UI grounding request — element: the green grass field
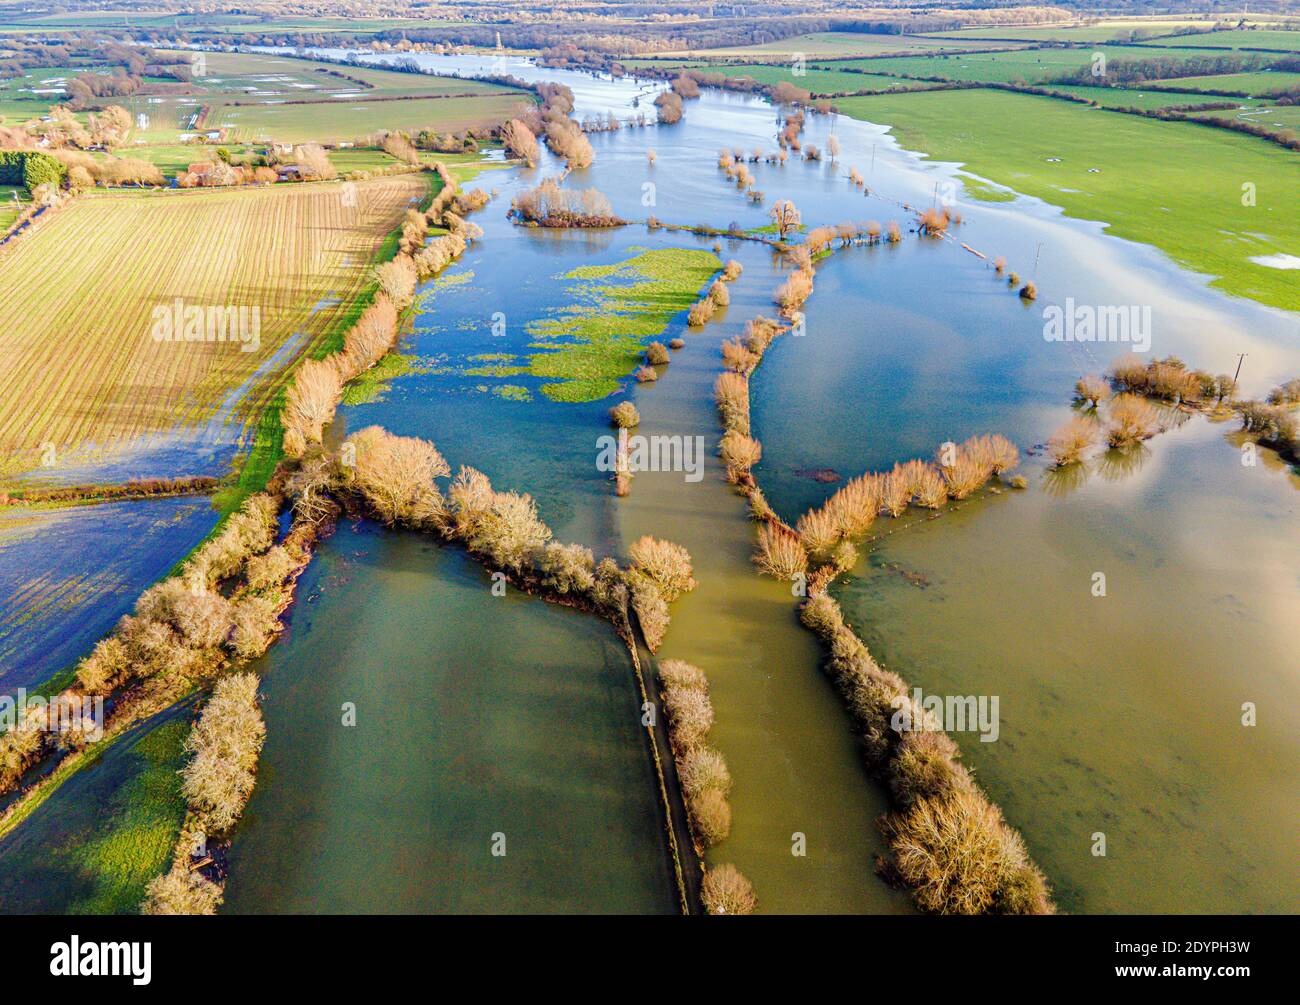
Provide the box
[1223,104,1300,129]
[0,66,88,125]
[1048,84,1264,110]
[920,20,1240,43]
[1146,70,1300,96]
[0,185,27,230]
[1138,29,1300,52]
[630,60,918,95]
[814,45,1249,85]
[663,32,1021,58]
[835,89,1300,312]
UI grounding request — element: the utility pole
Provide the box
[1233,352,1247,387]
[1033,241,1043,277]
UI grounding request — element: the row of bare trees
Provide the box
[703,253,1050,912]
[281,162,482,456]
[510,177,621,227]
[658,657,755,914]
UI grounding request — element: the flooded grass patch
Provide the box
[0,709,190,914]
[527,247,722,402]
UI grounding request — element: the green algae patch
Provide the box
[527,247,721,403]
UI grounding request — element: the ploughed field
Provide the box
[0,174,426,481]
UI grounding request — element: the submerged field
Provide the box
[152,50,529,145]
[0,174,426,480]
[8,50,534,147]
[0,706,192,914]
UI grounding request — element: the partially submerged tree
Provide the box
[769,198,801,238]
[501,118,540,167]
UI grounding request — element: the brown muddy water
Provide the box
[616,253,913,914]
[834,417,1300,913]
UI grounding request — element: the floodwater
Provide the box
[4,48,1296,914]
[222,523,677,913]
[0,497,219,696]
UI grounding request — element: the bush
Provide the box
[754,523,807,581]
[796,507,840,563]
[687,297,716,327]
[714,372,750,435]
[502,118,540,166]
[629,536,695,601]
[743,316,781,356]
[1108,353,1150,393]
[374,256,417,309]
[881,468,911,516]
[719,430,761,481]
[774,270,813,312]
[913,464,948,509]
[1075,375,1111,407]
[512,177,618,225]
[634,365,658,383]
[244,545,298,592]
[1267,378,1300,406]
[283,358,343,449]
[137,579,233,650]
[721,337,759,375]
[645,341,670,365]
[1048,417,1097,466]
[679,747,732,799]
[0,150,66,190]
[658,659,709,693]
[180,673,265,834]
[654,90,684,124]
[346,427,450,528]
[229,593,284,659]
[722,259,743,280]
[691,787,732,846]
[532,542,596,596]
[939,455,987,500]
[75,636,129,694]
[966,434,1019,475]
[890,730,963,806]
[662,686,713,749]
[464,489,553,573]
[335,297,395,379]
[821,474,882,539]
[1106,395,1159,448]
[142,867,224,916]
[708,279,730,306]
[609,401,640,428]
[669,338,685,350]
[631,577,670,651]
[881,790,1052,915]
[701,863,757,915]
[0,717,45,794]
